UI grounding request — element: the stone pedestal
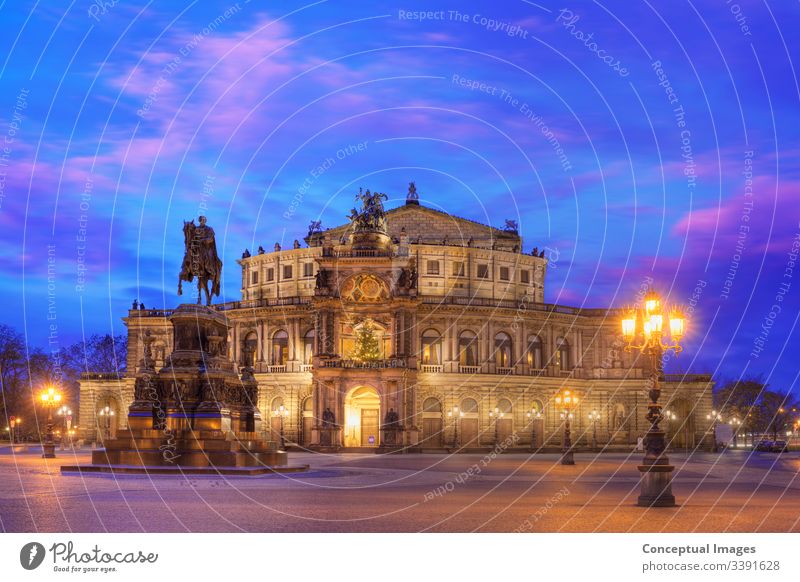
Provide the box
[73,304,297,472]
[637,465,676,507]
[380,426,403,450]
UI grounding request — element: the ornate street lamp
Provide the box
[729,417,741,447]
[447,406,462,448]
[706,410,723,453]
[98,406,115,442]
[57,406,72,450]
[40,386,62,458]
[554,389,579,465]
[588,409,601,451]
[526,409,542,451]
[621,289,685,507]
[489,407,505,445]
[273,404,289,450]
[8,416,21,444]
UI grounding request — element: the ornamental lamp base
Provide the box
[561,450,575,465]
[42,443,56,459]
[637,464,676,507]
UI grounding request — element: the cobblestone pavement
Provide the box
[1,447,798,532]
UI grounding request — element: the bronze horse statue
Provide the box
[178,217,222,306]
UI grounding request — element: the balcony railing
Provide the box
[300,364,313,372]
[321,358,408,369]
[497,367,514,375]
[420,364,443,373]
[459,366,480,374]
[420,295,619,317]
[267,365,287,373]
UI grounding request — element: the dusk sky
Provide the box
[1,1,798,389]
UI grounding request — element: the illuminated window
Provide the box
[526,335,543,368]
[272,330,289,365]
[556,336,571,371]
[494,332,512,367]
[421,329,442,365]
[458,331,478,366]
[303,329,315,364]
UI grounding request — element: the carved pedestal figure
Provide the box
[90,304,288,469]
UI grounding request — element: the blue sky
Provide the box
[1,1,798,389]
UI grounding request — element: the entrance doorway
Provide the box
[344,386,381,447]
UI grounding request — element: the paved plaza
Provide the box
[1,447,798,533]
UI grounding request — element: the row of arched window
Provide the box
[240,327,572,370]
[422,397,545,415]
[241,329,315,367]
[421,329,572,371]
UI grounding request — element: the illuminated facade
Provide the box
[79,186,714,451]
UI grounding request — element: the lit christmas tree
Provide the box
[350,319,382,361]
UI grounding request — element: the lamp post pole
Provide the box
[621,289,685,507]
[588,410,600,452]
[489,407,504,446]
[447,406,460,449]
[706,410,722,453]
[555,389,578,465]
[40,386,62,459]
[527,410,541,452]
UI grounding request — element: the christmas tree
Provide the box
[350,319,382,361]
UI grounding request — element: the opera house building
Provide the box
[79,184,713,453]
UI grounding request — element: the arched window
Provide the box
[530,399,544,416]
[556,336,571,371]
[421,329,442,365]
[461,398,479,413]
[271,396,285,412]
[458,331,478,367]
[272,330,289,365]
[422,397,442,413]
[243,332,258,367]
[526,335,543,369]
[497,398,513,414]
[494,332,513,367]
[303,329,315,364]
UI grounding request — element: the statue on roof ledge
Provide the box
[308,220,322,237]
[504,219,519,233]
[347,188,388,233]
[406,181,419,205]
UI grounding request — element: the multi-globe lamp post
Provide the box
[447,406,462,448]
[621,289,686,507]
[554,389,578,465]
[588,409,601,451]
[273,404,289,450]
[40,386,62,458]
[98,405,115,442]
[57,405,72,449]
[706,410,723,453]
[526,408,542,451]
[489,407,505,445]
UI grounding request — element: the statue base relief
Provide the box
[62,304,307,476]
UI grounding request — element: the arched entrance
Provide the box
[344,386,381,447]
